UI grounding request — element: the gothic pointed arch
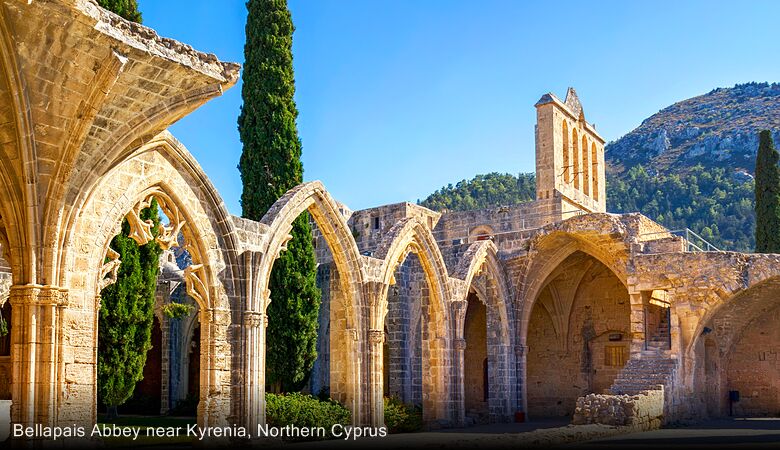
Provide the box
[374,217,452,329]
[257,181,365,316]
[373,216,454,422]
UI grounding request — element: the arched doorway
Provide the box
[463,292,488,424]
[525,251,630,418]
[692,277,780,417]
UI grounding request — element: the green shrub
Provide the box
[265,392,350,441]
[383,397,422,433]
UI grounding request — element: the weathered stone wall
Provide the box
[349,203,440,254]
[572,389,664,430]
[433,198,565,254]
[383,255,423,405]
[725,303,780,416]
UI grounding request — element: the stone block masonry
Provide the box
[572,389,664,430]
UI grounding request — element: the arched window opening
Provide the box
[582,135,590,197]
[562,121,570,184]
[592,142,599,201]
[572,129,580,190]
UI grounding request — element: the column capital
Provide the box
[242,310,267,328]
[514,344,528,357]
[454,338,467,351]
[9,284,68,307]
[368,329,384,344]
[345,328,359,341]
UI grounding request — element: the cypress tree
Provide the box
[98,200,162,417]
[97,0,142,23]
[238,0,320,391]
[96,0,159,419]
[754,130,780,253]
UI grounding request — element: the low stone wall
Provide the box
[572,389,664,431]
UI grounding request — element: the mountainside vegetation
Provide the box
[608,165,754,251]
[420,172,535,211]
[419,83,780,253]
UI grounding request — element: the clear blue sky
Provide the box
[138,0,779,214]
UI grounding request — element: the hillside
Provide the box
[607,82,780,178]
[419,173,535,211]
[419,83,780,252]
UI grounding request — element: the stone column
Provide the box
[9,285,68,427]
[449,299,467,427]
[196,307,233,430]
[452,338,467,427]
[159,316,171,415]
[667,292,681,358]
[515,344,527,420]
[243,310,267,434]
[368,328,385,428]
[628,291,645,356]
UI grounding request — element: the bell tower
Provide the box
[534,88,606,213]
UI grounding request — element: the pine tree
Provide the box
[97,0,142,23]
[238,0,320,392]
[755,130,780,253]
[98,200,162,417]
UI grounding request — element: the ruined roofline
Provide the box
[351,201,442,227]
[535,89,605,143]
[70,0,240,84]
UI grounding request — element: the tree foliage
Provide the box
[98,199,162,412]
[238,0,320,391]
[754,130,780,253]
[419,172,536,211]
[607,165,755,252]
[97,0,142,23]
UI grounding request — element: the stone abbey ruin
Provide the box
[0,0,779,440]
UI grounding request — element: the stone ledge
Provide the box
[30,0,241,84]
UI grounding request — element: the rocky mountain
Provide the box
[606,82,780,178]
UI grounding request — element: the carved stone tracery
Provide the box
[98,247,121,290]
[125,191,188,251]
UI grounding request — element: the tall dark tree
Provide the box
[98,200,162,417]
[238,0,320,391]
[755,130,780,253]
[97,0,142,23]
[95,0,160,419]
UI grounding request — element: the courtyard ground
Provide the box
[577,417,780,449]
[289,417,780,449]
[90,416,780,448]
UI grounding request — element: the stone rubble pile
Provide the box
[572,389,663,431]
